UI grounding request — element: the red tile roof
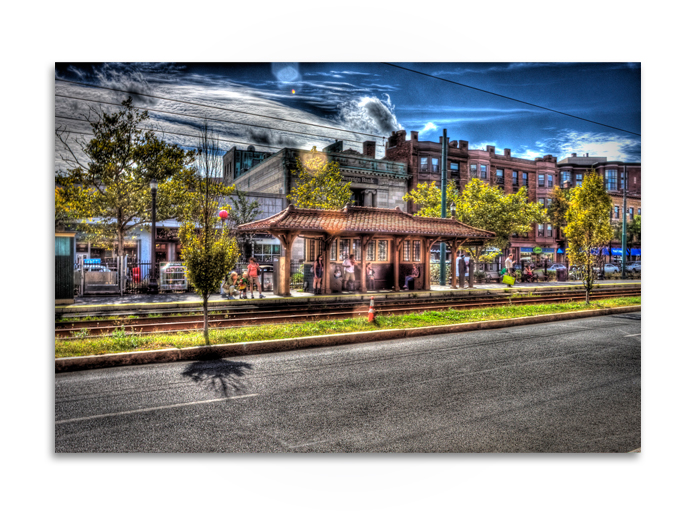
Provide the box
[238,205,495,241]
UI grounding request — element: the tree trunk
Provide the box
[202,296,210,345]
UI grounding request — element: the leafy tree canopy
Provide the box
[287,147,352,209]
[564,171,613,303]
[55,97,195,255]
[547,186,573,230]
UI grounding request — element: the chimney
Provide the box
[504,148,511,157]
[486,145,495,154]
[571,153,577,157]
[362,141,376,158]
[410,131,418,141]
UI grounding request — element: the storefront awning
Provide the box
[611,248,642,257]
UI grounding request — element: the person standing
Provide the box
[504,253,515,287]
[366,262,375,291]
[342,254,356,292]
[312,255,324,294]
[247,257,264,299]
[456,251,467,288]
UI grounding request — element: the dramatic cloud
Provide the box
[513,129,641,161]
[419,122,438,135]
[335,94,402,136]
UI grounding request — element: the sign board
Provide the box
[343,175,378,185]
[533,246,542,254]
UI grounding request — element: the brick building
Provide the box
[385,130,641,265]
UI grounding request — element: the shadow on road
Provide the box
[181,360,253,398]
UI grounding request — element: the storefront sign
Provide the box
[533,246,542,254]
[343,175,379,185]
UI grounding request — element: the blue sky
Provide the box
[54,62,641,169]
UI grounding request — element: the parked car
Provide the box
[83,265,111,272]
[547,263,566,272]
[594,263,620,274]
[626,262,641,272]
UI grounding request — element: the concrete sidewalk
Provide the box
[62,279,641,307]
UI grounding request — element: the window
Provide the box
[377,240,388,261]
[512,171,518,186]
[413,240,421,262]
[352,239,361,261]
[539,174,545,187]
[403,240,411,261]
[305,240,316,262]
[330,240,337,261]
[470,164,478,178]
[547,175,553,188]
[539,198,545,207]
[561,171,571,186]
[605,170,617,190]
[432,158,440,173]
[496,169,504,185]
[367,241,375,261]
[522,172,528,187]
[620,172,625,190]
[420,157,428,173]
[480,165,487,179]
[575,174,583,187]
[450,162,459,174]
[546,198,553,207]
[614,206,620,219]
[538,224,544,237]
[638,208,641,216]
[629,207,634,220]
[546,224,553,237]
[339,238,350,260]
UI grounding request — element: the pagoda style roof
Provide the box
[237,205,495,244]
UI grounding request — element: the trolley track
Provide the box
[56,287,640,339]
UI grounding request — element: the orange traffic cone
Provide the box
[368,296,375,323]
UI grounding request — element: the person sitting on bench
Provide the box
[403,265,420,290]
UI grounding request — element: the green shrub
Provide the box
[429,263,452,283]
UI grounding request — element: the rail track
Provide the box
[55,286,641,339]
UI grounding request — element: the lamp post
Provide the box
[148,179,159,294]
[440,128,448,286]
[219,209,228,229]
[621,166,628,279]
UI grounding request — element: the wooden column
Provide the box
[450,240,457,289]
[276,231,299,296]
[360,235,373,293]
[321,234,337,295]
[394,236,405,291]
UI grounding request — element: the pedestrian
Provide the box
[237,271,249,299]
[247,257,264,299]
[403,265,419,290]
[222,270,239,299]
[457,251,467,288]
[313,255,324,294]
[366,262,375,291]
[504,253,515,287]
[342,253,356,292]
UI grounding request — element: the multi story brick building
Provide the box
[385,130,641,265]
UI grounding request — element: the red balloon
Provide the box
[219,210,228,219]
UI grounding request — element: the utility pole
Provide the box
[621,165,628,279]
[439,128,448,286]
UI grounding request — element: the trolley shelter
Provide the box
[237,205,495,296]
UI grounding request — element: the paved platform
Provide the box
[58,279,641,309]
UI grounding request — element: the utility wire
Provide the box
[55,119,286,151]
[55,77,388,142]
[381,63,641,137]
[56,92,369,146]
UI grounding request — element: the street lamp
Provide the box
[219,209,228,229]
[450,203,456,219]
[149,179,159,294]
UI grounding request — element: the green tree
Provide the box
[404,179,547,284]
[547,186,573,233]
[564,171,613,304]
[627,214,641,245]
[228,189,262,261]
[55,97,195,255]
[178,124,240,345]
[287,147,352,209]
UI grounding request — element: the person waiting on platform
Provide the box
[522,263,536,283]
[247,257,264,299]
[342,254,356,292]
[366,262,376,291]
[403,265,420,291]
[313,255,324,294]
[222,271,239,298]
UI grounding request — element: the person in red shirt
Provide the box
[246,257,264,299]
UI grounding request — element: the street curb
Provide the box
[55,304,641,373]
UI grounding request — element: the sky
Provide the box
[54,62,641,171]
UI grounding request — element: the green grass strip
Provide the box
[55,296,641,359]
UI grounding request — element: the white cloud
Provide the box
[419,122,438,134]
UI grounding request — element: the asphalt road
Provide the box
[55,312,641,453]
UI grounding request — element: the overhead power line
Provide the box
[55,93,369,146]
[55,117,286,151]
[55,77,388,142]
[381,63,641,137]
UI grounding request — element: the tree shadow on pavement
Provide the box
[181,360,253,398]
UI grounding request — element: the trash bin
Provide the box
[259,264,274,293]
[557,268,567,282]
